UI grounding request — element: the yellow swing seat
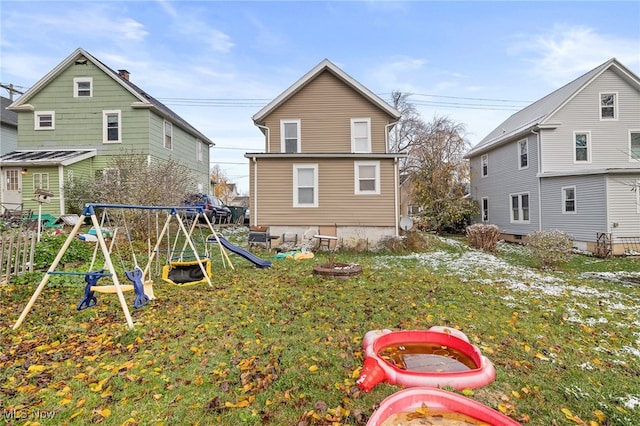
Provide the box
[162,258,212,286]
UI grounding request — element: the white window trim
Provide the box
[164,120,173,150]
[562,186,577,214]
[351,118,372,153]
[599,91,618,121]
[481,197,489,222]
[354,160,380,195]
[629,129,640,162]
[481,154,488,177]
[573,131,592,164]
[102,110,121,143]
[197,139,204,162]
[34,111,55,130]
[73,77,93,98]
[509,192,530,224]
[518,139,529,170]
[32,172,50,190]
[293,163,318,207]
[281,119,301,153]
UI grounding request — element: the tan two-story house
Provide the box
[246,59,405,248]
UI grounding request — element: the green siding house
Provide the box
[1,48,213,216]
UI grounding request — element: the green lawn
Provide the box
[1,227,639,425]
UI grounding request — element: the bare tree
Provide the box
[408,116,478,233]
[389,91,426,174]
[64,151,197,212]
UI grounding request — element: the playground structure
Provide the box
[13,203,232,330]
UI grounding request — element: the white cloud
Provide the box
[367,57,428,92]
[509,24,640,86]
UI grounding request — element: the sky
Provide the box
[1,1,639,194]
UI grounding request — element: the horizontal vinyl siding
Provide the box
[607,175,640,237]
[541,69,640,172]
[263,71,393,154]
[469,134,539,235]
[253,158,396,227]
[1,125,18,154]
[22,166,61,216]
[19,62,144,153]
[540,175,607,241]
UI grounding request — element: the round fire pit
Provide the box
[312,262,362,279]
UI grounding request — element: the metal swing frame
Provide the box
[13,203,212,331]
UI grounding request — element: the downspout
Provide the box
[255,124,271,153]
[531,129,542,231]
[394,157,400,236]
[58,165,65,216]
[252,124,269,227]
[252,156,257,227]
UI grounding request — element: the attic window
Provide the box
[600,92,617,120]
[74,77,93,97]
[35,111,55,130]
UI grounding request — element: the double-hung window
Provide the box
[164,121,173,150]
[518,139,528,169]
[574,131,591,163]
[600,92,617,120]
[351,118,371,153]
[354,161,380,194]
[481,154,488,177]
[281,120,300,153]
[562,186,576,213]
[35,111,55,130]
[74,77,93,97]
[629,131,640,161]
[293,164,318,207]
[482,198,489,222]
[197,139,204,162]
[510,193,529,223]
[103,110,121,143]
[32,173,50,191]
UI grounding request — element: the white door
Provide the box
[2,168,23,213]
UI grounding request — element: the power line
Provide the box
[211,146,258,151]
[408,92,532,104]
[210,161,248,165]
[157,92,531,111]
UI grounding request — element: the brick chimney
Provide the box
[118,69,130,81]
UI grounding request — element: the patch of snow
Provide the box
[622,345,640,358]
[621,395,640,410]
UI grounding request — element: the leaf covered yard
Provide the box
[1,229,640,425]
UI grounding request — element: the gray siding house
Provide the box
[1,96,18,156]
[466,58,640,254]
[1,48,213,217]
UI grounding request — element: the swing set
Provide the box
[13,203,232,331]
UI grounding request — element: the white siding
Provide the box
[607,175,640,237]
[541,69,640,173]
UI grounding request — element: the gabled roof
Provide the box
[8,48,213,146]
[1,96,18,127]
[252,59,401,123]
[466,58,640,158]
[0,149,96,166]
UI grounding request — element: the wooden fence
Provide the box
[1,231,36,284]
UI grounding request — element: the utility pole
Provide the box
[0,83,25,101]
